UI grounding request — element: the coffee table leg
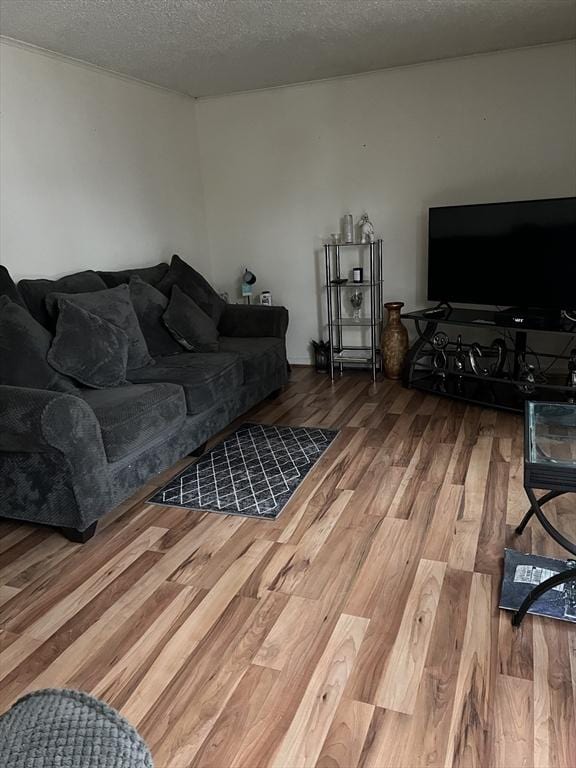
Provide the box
[515,489,565,535]
[512,568,576,626]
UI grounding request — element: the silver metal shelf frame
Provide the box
[323,240,383,382]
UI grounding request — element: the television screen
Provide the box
[427,197,576,309]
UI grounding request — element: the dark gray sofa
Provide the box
[0,262,288,541]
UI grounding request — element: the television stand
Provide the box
[402,307,576,412]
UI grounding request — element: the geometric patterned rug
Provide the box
[148,422,339,520]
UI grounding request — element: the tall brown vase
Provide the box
[381,302,409,380]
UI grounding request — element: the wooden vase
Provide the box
[381,301,409,380]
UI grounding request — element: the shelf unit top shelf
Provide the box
[325,240,382,247]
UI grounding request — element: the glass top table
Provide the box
[527,402,576,470]
[511,401,576,626]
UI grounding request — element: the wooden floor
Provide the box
[1,369,575,768]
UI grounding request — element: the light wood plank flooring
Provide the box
[1,368,575,767]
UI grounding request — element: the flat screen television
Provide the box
[427,197,576,310]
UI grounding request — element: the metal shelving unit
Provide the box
[323,240,383,381]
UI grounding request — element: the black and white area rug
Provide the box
[149,423,339,520]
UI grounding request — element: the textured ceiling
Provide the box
[1,0,575,97]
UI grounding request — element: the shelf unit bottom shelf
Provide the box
[331,347,382,372]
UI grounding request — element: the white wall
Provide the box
[0,41,209,281]
[196,43,576,363]
[2,40,574,363]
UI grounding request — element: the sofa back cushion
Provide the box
[128,277,183,358]
[46,284,154,370]
[18,270,107,328]
[163,285,219,353]
[0,266,26,308]
[48,300,129,389]
[98,262,169,288]
[156,254,225,325]
[0,295,78,393]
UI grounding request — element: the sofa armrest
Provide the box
[0,385,112,527]
[218,304,289,339]
[0,386,103,455]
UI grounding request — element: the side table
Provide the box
[512,401,576,626]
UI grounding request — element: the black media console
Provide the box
[402,307,576,412]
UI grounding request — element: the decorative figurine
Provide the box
[350,289,363,320]
[431,331,449,390]
[358,213,375,243]
[469,338,507,377]
[517,360,536,394]
[454,334,467,372]
[454,334,466,393]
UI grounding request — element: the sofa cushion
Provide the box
[218,337,286,384]
[128,276,182,358]
[0,266,26,307]
[98,262,169,288]
[127,352,242,415]
[81,383,186,462]
[46,284,154,370]
[156,254,225,325]
[163,285,219,353]
[0,296,78,393]
[18,270,106,328]
[48,300,129,389]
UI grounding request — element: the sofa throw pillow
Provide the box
[156,254,226,325]
[128,276,182,358]
[45,284,154,370]
[0,266,26,308]
[0,295,78,393]
[18,270,107,329]
[163,285,219,353]
[48,299,129,389]
[98,262,169,288]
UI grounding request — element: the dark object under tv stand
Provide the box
[495,306,563,329]
[402,307,576,413]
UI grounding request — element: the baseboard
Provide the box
[288,356,313,366]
